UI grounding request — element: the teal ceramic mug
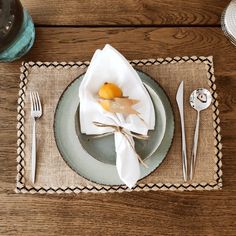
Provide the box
[0,0,35,62]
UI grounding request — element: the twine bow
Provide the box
[93,121,149,167]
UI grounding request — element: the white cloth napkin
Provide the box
[79,44,155,188]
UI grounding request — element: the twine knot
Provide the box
[92,121,149,167]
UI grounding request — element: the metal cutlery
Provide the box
[189,88,212,180]
[30,91,42,183]
[176,81,188,182]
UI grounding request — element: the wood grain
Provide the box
[20,0,231,26]
[0,27,236,235]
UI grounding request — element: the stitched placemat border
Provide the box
[16,56,223,194]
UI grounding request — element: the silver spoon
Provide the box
[189,88,212,180]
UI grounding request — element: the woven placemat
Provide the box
[16,56,223,194]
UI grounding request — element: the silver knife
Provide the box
[176,81,188,182]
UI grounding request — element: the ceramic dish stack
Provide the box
[54,70,174,186]
[221,0,236,45]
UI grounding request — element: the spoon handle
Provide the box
[190,111,200,180]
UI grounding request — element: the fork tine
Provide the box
[32,92,38,111]
[30,92,34,111]
[35,92,42,112]
[31,91,37,111]
[35,92,40,111]
[31,92,35,111]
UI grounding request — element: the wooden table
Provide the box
[1,1,236,235]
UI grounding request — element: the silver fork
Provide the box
[30,91,42,183]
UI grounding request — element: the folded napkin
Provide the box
[79,44,155,188]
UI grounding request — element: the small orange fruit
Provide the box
[98,82,122,99]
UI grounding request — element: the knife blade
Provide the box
[176,81,188,182]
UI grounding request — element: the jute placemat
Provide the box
[16,56,223,193]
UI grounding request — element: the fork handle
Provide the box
[31,118,36,183]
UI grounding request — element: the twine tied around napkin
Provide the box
[93,121,149,168]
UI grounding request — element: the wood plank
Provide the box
[0,27,236,235]
[21,0,231,26]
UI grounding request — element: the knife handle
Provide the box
[180,114,188,182]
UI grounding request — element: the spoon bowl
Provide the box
[190,88,212,112]
[190,88,212,111]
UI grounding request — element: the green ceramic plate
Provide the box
[54,70,174,185]
[75,81,166,165]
